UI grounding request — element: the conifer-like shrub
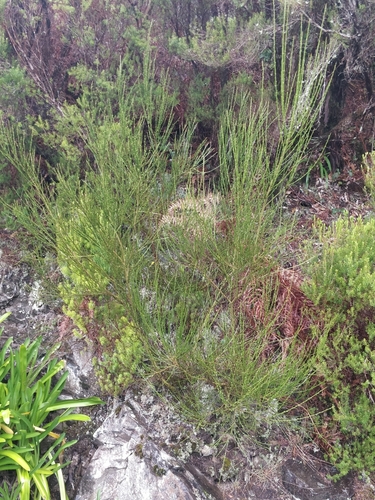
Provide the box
[303,216,375,477]
[56,196,142,395]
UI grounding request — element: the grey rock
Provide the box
[282,459,353,500]
[63,339,100,398]
[75,404,216,500]
[201,445,214,457]
[0,256,58,341]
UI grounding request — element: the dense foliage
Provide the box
[0,313,103,499]
[303,217,375,476]
[2,0,375,484]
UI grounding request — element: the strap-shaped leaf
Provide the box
[17,468,31,500]
[46,396,104,411]
[32,470,51,500]
[34,361,66,388]
[18,345,28,397]
[58,414,91,423]
[0,450,31,470]
[0,312,11,325]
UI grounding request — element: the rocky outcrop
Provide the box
[0,235,60,342]
[282,459,353,500]
[75,403,218,500]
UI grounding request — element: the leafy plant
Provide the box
[1,46,201,393]
[302,216,375,477]
[93,315,143,395]
[127,7,333,430]
[318,156,332,181]
[362,150,375,203]
[2,18,334,442]
[0,312,103,500]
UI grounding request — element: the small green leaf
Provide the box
[58,414,91,423]
[19,345,28,391]
[0,408,11,425]
[46,396,104,411]
[0,312,11,325]
[0,450,31,470]
[17,468,31,500]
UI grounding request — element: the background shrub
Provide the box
[303,216,375,476]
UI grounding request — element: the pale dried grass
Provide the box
[159,193,222,237]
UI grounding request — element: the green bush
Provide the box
[93,316,143,395]
[0,312,103,500]
[4,27,333,439]
[55,192,143,395]
[4,48,206,397]
[362,150,375,204]
[303,216,375,477]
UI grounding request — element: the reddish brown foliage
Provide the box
[4,0,144,112]
[5,0,79,110]
[58,297,103,356]
[236,267,316,358]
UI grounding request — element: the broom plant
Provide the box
[0,15,337,445]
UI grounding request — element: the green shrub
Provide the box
[93,316,143,395]
[3,46,207,397]
[55,193,143,395]
[303,216,375,477]
[4,27,334,439]
[0,312,103,500]
[362,150,375,204]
